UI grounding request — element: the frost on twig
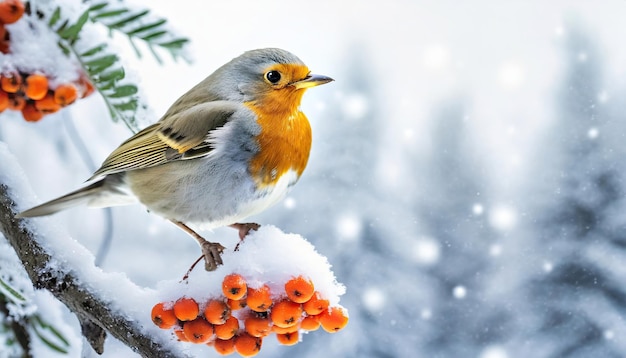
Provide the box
[0,153,185,357]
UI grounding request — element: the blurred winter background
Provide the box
[2,0,626,357]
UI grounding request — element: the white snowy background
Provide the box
[2,0,626,357]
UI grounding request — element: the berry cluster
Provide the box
[0,0,24,54]
[0,0,94,121]
[0,72,94,121]
[151,273,348,357]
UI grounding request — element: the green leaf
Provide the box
[0,278,26,303]
[148,45,163,65]
[80,44,107,57]
[126,19,167,36]
[98,68,125,83]
[58,10,90,40]
[48,7,61,27]
[158,38,189,50]
[128,37,142,59]
[92,9,130,20]
[108,85,138,98]
[57,41,71,56]
[84,54,118,73]
[87,2,109,12]
[140,30,167,41]
[114,100,138,112]
[108,9,150,29]
[55,18,69,33]
[31,315,70,354]
[96,80,115,91]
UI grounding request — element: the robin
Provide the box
[17,48,333,270]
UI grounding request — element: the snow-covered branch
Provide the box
[0,144,185,357]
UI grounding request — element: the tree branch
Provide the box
[0,179,185,356]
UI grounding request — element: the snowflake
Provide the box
[489,205,518,231]
[362,287,386,312]
[411,237,441,266]
[453,285,467,299]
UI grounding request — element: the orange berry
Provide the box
[270,300,303,328]
[244,313,271,338]
[204,299,231,325]
[276,331,299,346]
[182,317,213,344]
[76,74,95,98]
[151,302,177,329]
[300,315,320,331]
[213,337,236,355]
[1,73,21,93]
[7,93,24,110]
[226,298,247,311]
[53,83,78,106]
[319,307,349,333]
[173,329,188,342]
[0,90,8,112]
[35,93,61,113]
[24,74,48,100]
[173,297,199,321]
[246,285,272,312]
[234,333,262,357]
[21,103,43,122]
[222,273,247,300]
[285,276,315,303]
[214,316,239,340]
[0,0,24,24]
[303,291,330,315]
[272,323,299,334]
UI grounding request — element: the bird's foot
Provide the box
[230,222,260,240]
[201,240,225,271]
[231,222,260,251]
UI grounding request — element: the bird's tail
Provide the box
[17,180,107,218]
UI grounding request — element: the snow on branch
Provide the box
[0,143,186,357]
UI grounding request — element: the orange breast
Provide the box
[246,96,312,188]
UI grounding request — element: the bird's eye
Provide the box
[265,70,281,84]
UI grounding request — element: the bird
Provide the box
[17,48,333,271]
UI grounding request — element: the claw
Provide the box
[231,223,260,251]
[170,220,226,271]
[201,241,225,271]
[230,222,260,240]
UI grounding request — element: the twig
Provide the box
[0,183,186,357]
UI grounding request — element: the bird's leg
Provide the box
[170,220,225,271]
[230,222,260,251]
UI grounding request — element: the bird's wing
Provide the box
[88,101,238,181]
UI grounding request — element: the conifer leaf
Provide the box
[107,84,138,98]
[87,2,109,12]
[80,44,107,57]
[92,9,130,20]
[126,19,167,36]
[84,54,118,73]
[108,9,150,29]
[0,278,26,303]
[140,30,167,41]
[48,7,61,27]
[31,315,70,354]
[98,68,125,83]
[58,10,89,40]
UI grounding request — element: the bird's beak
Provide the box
[291,74,334,89]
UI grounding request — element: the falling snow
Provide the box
[453,285,467,299]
